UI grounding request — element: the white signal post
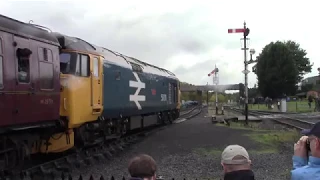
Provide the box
[228,22,250,125]
[208,65,219,114]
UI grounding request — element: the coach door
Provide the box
[0,31,16,127]
[13,36,33,124]
[90,56,102,114]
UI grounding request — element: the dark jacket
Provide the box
[224,170,255,180]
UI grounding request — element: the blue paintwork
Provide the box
[102,60,178,119]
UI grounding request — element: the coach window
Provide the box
[0,38,3,88]
[93,57,99,77]
[38,47,54,89]
[38,47,53,62]
[16,48,31,83]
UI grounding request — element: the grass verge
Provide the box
[227,121,300,154]
[195,121,300,157]
[244,129,300,154]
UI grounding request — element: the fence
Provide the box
[14,173,213,180]
[248,100,316,113]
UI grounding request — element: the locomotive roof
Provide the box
[0,14,60,46]
[53,32,177,79]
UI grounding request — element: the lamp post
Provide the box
[240,48,257,125]
[249,49,257,63]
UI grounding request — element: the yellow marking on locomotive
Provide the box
[59,51,104,128]
[31,130,74,153]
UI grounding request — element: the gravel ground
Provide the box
[68,109,295,180]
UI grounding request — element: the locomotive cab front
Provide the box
[59,50,103,129]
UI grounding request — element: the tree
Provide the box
[254,41,311,98]
[285,40,313,82]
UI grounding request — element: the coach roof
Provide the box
[0,14,60,45]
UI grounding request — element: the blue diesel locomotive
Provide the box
[96,46,181,131]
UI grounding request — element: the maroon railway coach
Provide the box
[0,14,62,171]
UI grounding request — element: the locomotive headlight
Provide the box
[64,98,67,110]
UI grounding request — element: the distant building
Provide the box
[301,76,319,86]
[298,76,320,96]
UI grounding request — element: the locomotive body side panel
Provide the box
[102,60,178,119]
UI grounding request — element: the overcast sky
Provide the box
[1,0,318,88]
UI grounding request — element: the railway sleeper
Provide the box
[93,153,105,162]
[53,161,70,172]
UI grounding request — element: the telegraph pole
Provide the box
[228,22,250,125]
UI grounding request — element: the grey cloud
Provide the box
[172,59,243,85]
[0,1,247,85]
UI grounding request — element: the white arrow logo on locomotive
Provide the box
[129,72,146,110]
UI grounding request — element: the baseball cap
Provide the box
[221,145,250,165]
[301,121,320,137]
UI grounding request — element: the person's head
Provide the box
[302,122,320,157]
[221,145,251,173]
[128,154,157,180]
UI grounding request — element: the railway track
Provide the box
[173,105,203,124]
[4,106,202,180]
[180,105,198,113]
[229,107,315,130]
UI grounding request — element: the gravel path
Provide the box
[69,109,295,180]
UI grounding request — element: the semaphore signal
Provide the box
[227,22,250,125]
[228,28,245,33]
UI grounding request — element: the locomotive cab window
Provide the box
[79,54,89,77]
[59,52,90,77]
[0,38,3,88]
[93,57,99,77]
[60,53,72,74]
[16,48,31,83]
